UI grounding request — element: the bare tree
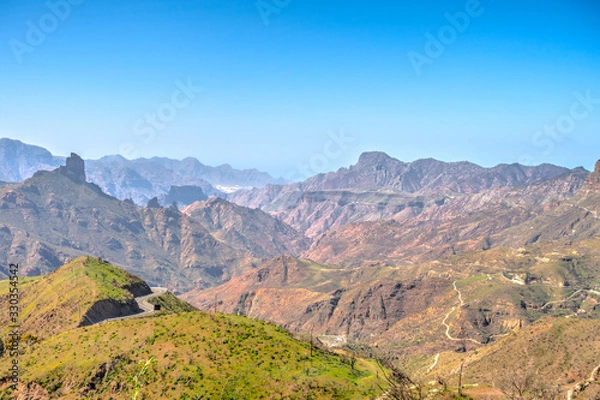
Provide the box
[377,359,423,400]
[496,365,560,400]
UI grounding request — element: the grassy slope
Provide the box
[0,312,385,399]
[0,257,148,340]
[147,292,198,314]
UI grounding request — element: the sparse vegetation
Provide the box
[0,256,148,340]
[0,311,386,399]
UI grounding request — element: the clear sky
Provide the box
[1,0,599,178]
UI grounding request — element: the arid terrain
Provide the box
[1,145,599,398]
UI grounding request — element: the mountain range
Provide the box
[0,138,285,206]
[1,138,600,398]
[0,153,304,292]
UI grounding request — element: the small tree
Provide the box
[129,357,156,400]
[377,359,423,400]
[496,364,560,400]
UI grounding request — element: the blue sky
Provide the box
[1,0,599,178]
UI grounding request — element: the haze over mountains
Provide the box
[1,137,600,398]
[0,152,298,292]
[0,138,285,206]
[0,138,595,285]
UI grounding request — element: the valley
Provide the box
[1,145,599,398]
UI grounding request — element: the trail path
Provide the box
[567,363,600,400]
[541,289,586,310]
[428,280,482,375]
[566,202,600,220]
[441,281,482,345]
[429,275,600,375]
[426,353,440,374]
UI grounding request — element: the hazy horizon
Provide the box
[1,0,599,177]
[1,136,594,183]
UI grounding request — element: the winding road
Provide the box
[94,287,168,325]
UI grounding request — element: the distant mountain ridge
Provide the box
[0,153,310,293]
[182,197,310,258]
[0,138,285,205]
[0,153,256,292]
[308,151,573,193]
[231,152,576,209]
[229,151,587,238]
[0,138,63,182]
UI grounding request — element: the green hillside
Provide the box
[0,257,153,341]
[0,257,386,399]
[147,292,198,314]
[0,311,385,399]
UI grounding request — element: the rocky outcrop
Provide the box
[0,156,255,292]
[147,197,161,208]
[162,185,207,207]
[183,198,310,258]
[57,153,86,184]
[122,280,152,297]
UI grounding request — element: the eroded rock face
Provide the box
[57,153,86,184]
[147,197,161,208]
[163,185,207,207]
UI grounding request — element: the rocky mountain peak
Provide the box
[163,185,207,207]
[147,197,162,208]
[203,197,229,206]
[355,151,398,168]
[57,153,86,184]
